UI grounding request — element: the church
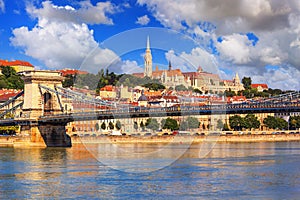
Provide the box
[132,37,191,89]
[132,37,244,94]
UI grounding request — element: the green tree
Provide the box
[224,89,236,97]
[216,119,224,130]
[186,117,200,129]
[116,120,122,130]
[229,115,244,131]
[140,121,145,131]
[244,114,260,130]
[180,121,189,131]
[223,123,230,131]
[145,118,159,132]
[134,121,138,132]
[193,88,202,94]
[0,66,24,89]
[101,122,106,130]
[289,116,300,130]
[175,84,188,91]
[263,116,288,130]
[161,118,179,131]
[142,83,165,91]
[242,77,252,90]
[109,121,114,130]
[62,74,75,88]
[95,123,99,131]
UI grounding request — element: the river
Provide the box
[1,141,300,199]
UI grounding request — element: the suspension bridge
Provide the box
[0,70,299,147]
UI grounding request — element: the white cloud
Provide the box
[136,15,150,26]
[121,60,143,74]
[216,34,251,64]
[165,48,218,73]
[27,0,118,25]
[0,0,5,13]
[10,1,121,72]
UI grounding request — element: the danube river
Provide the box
[1,141,300,199]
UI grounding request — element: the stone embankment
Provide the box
[1,133,300,147]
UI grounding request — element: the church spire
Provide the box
[147,36,150,50]
[233,72,240,85]
[168,60,172,71]
[144,36,152,78]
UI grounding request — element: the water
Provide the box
[1,142,300,199]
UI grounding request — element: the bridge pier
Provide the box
[18,70,72,147]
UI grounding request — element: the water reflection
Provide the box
[1,142,300,199]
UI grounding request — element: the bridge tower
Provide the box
[19,70,71,147]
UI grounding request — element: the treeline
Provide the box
[225,77,292,98]
[223,114,300,131]
[0,66,24,89]
[63,69,166,92]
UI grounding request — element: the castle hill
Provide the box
[0,37,300,147]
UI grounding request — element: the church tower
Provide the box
[144,36,152,78]
[233,72,241,85]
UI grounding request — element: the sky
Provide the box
[0,0,300,90]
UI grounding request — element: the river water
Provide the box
[1,141,300,199]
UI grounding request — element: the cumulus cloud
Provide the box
[10,1,122,72]
[27,0,118,25]
[216,34,251,64]
[165,48,218,73]
[0,0,5,13]
[136,15,150,25]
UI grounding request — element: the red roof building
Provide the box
[251,84,268,92]
[58,69,88,76]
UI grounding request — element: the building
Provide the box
[58,68,88,77]
[99,85,117,99]
[133,37,190,88]
[251,84,268,92]
[0,59,34,73]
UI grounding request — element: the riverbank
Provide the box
[72,133,300,144]
[2,133,300,147]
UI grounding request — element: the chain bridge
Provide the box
[0,70,299,147]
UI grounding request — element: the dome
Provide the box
[138,90,148,101]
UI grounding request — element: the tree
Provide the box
[193,88,202,94]
[224,89,236,97]
[186,117,200,129]
[180,121,189,131]
[229,115,244,131]
[140,121,145,131]
[134,121,138,132]
[145,118,159,132]
[223,123,230,131]
[109,121,114,130]
[242,77,252,90]
[95,123,99,131]
[175,84,188,91]
[101,122,106,130]
[116,120,122,130]
[244,114,260,130]
[62,74,75,88]
[263,116,288,130]
[0,66,24,89]
[142,83,165,91]
[289,116,300,130]
[161,118,179,131]
[216,119,224,130]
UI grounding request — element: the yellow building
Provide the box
[99,85,117,99]
[0,59,34,73]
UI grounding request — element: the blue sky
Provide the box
[0,0,300,90]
